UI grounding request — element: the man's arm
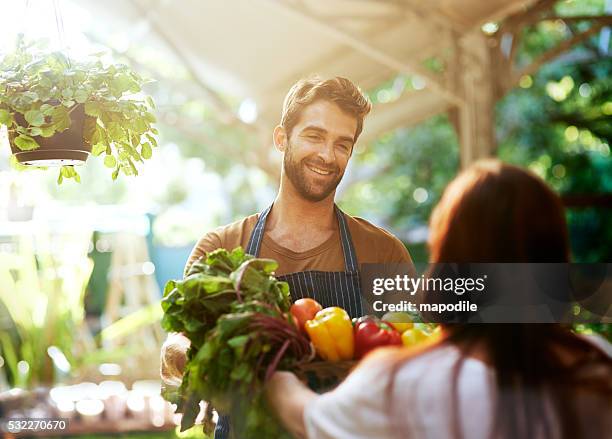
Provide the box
[160,231,223,386]
[184,231,223,276]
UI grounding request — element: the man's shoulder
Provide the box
[211,212,259,246]
[185,213,260,274]
[345,214,404,245]
[344,214,412,264]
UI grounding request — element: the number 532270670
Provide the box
[2,418,69,433]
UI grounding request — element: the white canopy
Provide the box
[79,0,546,163]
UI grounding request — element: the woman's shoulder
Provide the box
[349,343,491,393]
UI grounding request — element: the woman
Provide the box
[265,160,612,438]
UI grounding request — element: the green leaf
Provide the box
[146,96,156,109]
[107,122,125,141]
[110,74,135,97]
[40,104,54,115]
[227,335,249,349]
[123,142,142,162]
[24,109,44,126]
[51,106,71,132]
[0,109,11,125]
[111,166,120,180]
[104,155,117,168]
[145,133,158,147]
[127,157,138,175]
[74,89,88,104]
[40,125,56,137]
[92,122,104,145]
[179,393,201,432]
[134,118,148,134]
[84,101,102,117]
[144,111,156,123]
[14,134,39,151]
[21,91,38,103]
[59,165,81,183]
[83,117,97,141]
[141,142,152,159]
[29,127,42,136]
[92,143,106,156]
[230,362,250,381]
[62,88,74,99]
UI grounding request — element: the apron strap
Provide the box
[245,203,359,274]
[245,203,273,256]
[335,206,359,274]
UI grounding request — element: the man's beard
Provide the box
[283,142,344,202]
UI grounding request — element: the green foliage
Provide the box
[497,13,612,262]
[0,232,93,387]
[0,36,158,183]
[344,3,611,267]
[161,248,309,438]
[341,114,459,232]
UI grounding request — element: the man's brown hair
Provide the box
[280,76,372,142]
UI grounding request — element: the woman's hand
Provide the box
[265,371,317,439]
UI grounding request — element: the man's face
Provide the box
[282,100,357,202]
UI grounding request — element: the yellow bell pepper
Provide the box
[401,327,429,347]
[305,307,354,362]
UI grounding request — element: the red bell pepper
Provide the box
[354,316,402,359]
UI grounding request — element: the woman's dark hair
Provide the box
[387,160,611,438]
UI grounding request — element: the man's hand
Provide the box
[160,332,191,386]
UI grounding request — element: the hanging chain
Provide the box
[53,0,71,65]
[53,0,65,50]
[17,0,31,43]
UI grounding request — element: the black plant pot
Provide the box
[9,104,91,166]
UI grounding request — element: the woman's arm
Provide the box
[265,371,317,439]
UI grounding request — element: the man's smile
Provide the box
[305,162,335,176]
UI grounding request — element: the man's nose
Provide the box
[317,141,336,164]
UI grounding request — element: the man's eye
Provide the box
[308,135,322,141]
[337,144,351,152]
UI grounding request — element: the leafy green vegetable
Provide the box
[0,35,158,183]
[161,248,312,438]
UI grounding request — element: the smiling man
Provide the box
[161,76,413,438]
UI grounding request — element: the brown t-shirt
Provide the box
[185,212,412,275]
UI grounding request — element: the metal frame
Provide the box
[491,3,612,98]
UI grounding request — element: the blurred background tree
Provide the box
[341,0,611,263]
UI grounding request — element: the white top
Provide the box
[304,334,612,439]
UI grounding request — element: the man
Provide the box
[161,76,413,438]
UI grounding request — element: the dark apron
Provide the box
[214,204,364,438]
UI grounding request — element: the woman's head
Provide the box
[428,159,570,263]
[391,160,611,439]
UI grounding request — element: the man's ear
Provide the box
[273,125,288,153]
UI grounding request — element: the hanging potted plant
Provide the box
[0,37,158,183]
